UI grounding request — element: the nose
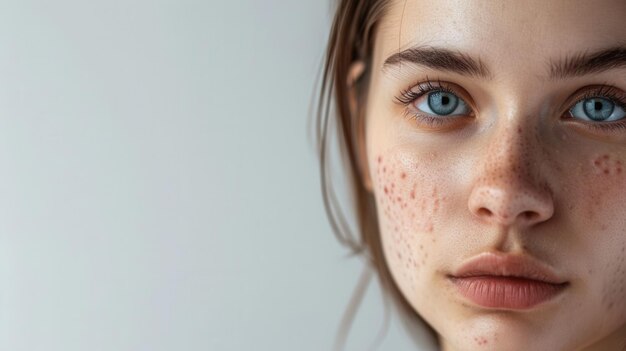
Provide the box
[467,125,554,228]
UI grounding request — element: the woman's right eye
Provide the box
[415,91,471,116]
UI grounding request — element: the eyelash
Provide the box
[394,78,626,132]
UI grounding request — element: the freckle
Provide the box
[603,154,609,160]
[383,167,386,173]
[391,183,395,188]
[384,186,388,194]
[604,169,610,175]
[618,168,622,174]
[377,156,382,163]
[410,190,415,199]
[401,172,406,179]
[397,196,402,202]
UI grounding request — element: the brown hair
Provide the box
[313,0,439,349]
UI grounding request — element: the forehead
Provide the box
[375,0,626,76]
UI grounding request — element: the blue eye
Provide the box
[416,91,471,116]
[570,97,625,122]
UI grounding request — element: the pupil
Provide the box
[442,96,450,105]
[594,101,602,111]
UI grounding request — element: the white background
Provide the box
[0,1,429,350]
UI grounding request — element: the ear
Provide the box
[347,61,373,193]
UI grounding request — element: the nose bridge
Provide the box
[468,120,554,227]
[484,124,536,187]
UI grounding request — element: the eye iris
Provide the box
[583,97,614,121]
[428,92,459,115]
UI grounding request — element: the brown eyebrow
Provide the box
[383,46,492,79]
[548,46,626,80]
[383,45,626,80]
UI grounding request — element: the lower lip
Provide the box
[449,276,568,309]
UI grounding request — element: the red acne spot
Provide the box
[391,183,395,188]
[384,186,388,194]
[400,172,406,179]
[603,154,609,160]
[618,168,623,174]
[594,160,601,166]
[410,190,416,199]
[604,169,610,175]
[474,337,488,346]
[517,127,522,134]
[425,222,433,232]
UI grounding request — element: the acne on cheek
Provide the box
[591,154,622,175]
[584,154,626,315]
[583,154,626,223]
[473,336,488,346]
[374,154,445,283]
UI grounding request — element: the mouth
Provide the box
[448,252,570,310]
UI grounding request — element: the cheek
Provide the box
[576,153,626,225]
[373,153,447,285]
[565,153,626,319]
[601,243,626,312]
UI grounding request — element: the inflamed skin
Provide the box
[353,0,626,350]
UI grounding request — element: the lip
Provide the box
[448,252,569,310]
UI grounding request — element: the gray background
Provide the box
[0,1,431,350]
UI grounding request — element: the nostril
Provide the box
[522,211,538,221]
[477,208,493,217]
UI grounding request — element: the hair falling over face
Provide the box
[314,0,439,350]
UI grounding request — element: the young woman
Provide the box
[315,0,626,350]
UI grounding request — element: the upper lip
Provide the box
[449,252,568,285]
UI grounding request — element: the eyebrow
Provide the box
[383,46,492,79]
[383,46,626,80]
[548,47,626,80]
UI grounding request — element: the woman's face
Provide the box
[362,0,626,350]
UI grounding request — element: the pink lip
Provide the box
[448,252,569,309]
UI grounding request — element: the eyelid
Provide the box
[566,84,626,111]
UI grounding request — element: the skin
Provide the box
[354,1,626,350]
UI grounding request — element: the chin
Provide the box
[436,313,571,351]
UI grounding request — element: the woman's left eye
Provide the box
[416,91,471,116]
[569,97,626,122]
